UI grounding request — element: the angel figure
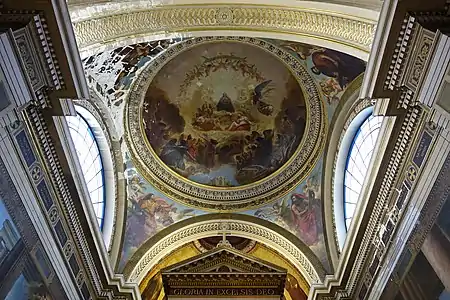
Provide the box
[252,80,274,116]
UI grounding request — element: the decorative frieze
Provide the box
[382,13,440,110]
[1,13,65,108]
[375,134,450,299]
[9,115,85,296]
[72,5,376,56]
[0,126,69,298]
[351,107,428,300]
[22,105,139,299]
[0,1,135,299]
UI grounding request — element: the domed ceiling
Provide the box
[82,36,365,273]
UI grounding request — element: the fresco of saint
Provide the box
[253,177,321,247]
[250,160,329,270]
[125,192,174,247]
[119,165,199,270]
[290,189,320,246]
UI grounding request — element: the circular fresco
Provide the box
[142,42,306,187]
[125,37,326,210]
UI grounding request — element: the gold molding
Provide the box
[253,243,310,293]
[138,242,310,298]
[72,4,376,56]
[123,214,326,285]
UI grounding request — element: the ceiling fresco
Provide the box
[141,41,306,187]
[82,37,365,275]
[125,37,327,211]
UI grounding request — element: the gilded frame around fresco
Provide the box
[124,36,327,211]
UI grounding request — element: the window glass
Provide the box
[67,113,105,228]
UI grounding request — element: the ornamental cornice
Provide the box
[72,4,376,57]
[22,106,139,299]
[314,8,440,296]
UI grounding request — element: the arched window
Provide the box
[66,107,105,228]
[334,107,383,249]
[343,114,383,230]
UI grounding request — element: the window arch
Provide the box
[343,114,383,230]
[66,106,106,228]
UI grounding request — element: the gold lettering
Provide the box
[172,288,279,296]
[257,288,269,295]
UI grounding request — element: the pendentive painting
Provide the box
[119,153,206,270]
[274,40,366,119]
[246,158,329,270]
[142,42,307,187]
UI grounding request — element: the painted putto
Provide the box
[142,42,307,187]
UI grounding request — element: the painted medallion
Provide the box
[142,42,306,187]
